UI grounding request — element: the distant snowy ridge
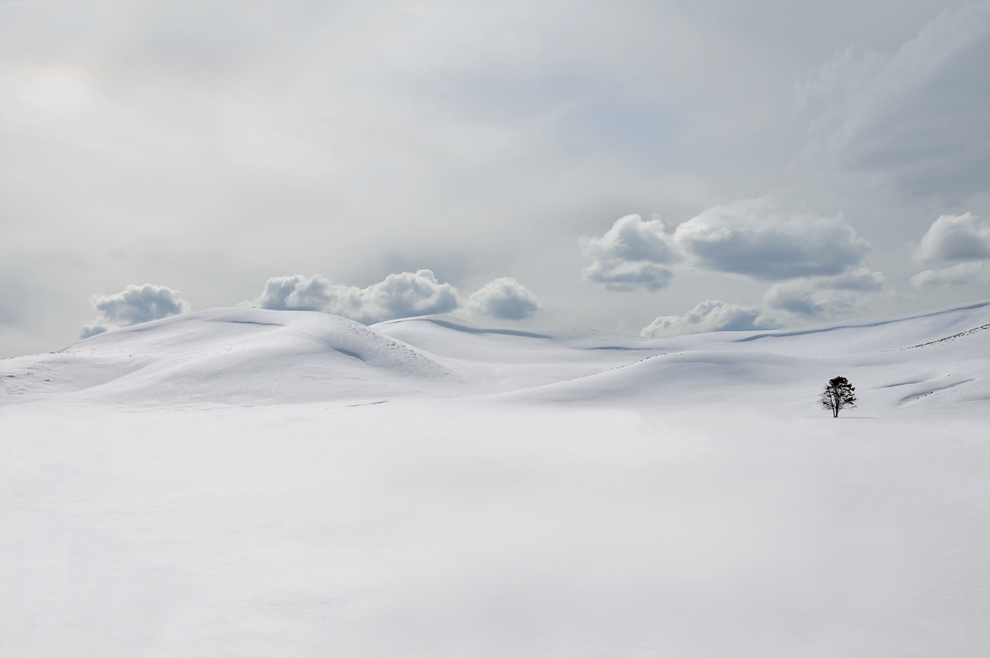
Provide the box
[2,301,989,412]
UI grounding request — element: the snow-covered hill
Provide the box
[3,300,989,413]
[2,302,990,657]
[0,308,458,405]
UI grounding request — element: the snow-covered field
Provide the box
[2,302,989,656]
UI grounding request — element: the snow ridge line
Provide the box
[598,352,667,373]
[903,323,990,350]
[534,352,670,388]
[499,351,670,398]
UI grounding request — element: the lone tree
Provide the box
[820,376,856,418]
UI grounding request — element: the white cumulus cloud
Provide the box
[80,284,190,338]
[672,198,870,281]
[915,213,990,262]
[581,200,871,292]
[579,214,679,291]
[640,299,778,338]
[910,213,990,289]
[466,277,542,320]
[250,270,459,324]
[764,268,884,319]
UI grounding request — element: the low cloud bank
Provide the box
[639,268,885,337]
[585,199,885,334]
[912,213,990,288]
[581,199,871,292]
[250,271,542,323]
[640,300,778,338]
[466,277,542,320]
[764,269,884,319]
[252,270,458,324]
[911,261,990,288]
[81,284,190,338]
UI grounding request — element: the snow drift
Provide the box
[3,300,989,413]
[1,307,458,405]
[2,301,990,657]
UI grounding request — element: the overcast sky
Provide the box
[2,0,990,356]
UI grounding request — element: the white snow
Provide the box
[2,302,989,656]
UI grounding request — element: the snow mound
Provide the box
[375,303,990,412]
[502,302,990,411]
[3,301,989,413]
[0,308,459,405]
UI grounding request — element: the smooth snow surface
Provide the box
[2,303,990,656]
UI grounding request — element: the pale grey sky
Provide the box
[2,0,989,355]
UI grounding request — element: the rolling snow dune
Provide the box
[3,301,988,412]
[0,308,458,405]
[2,302,989,657]
[379,303,990,411]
